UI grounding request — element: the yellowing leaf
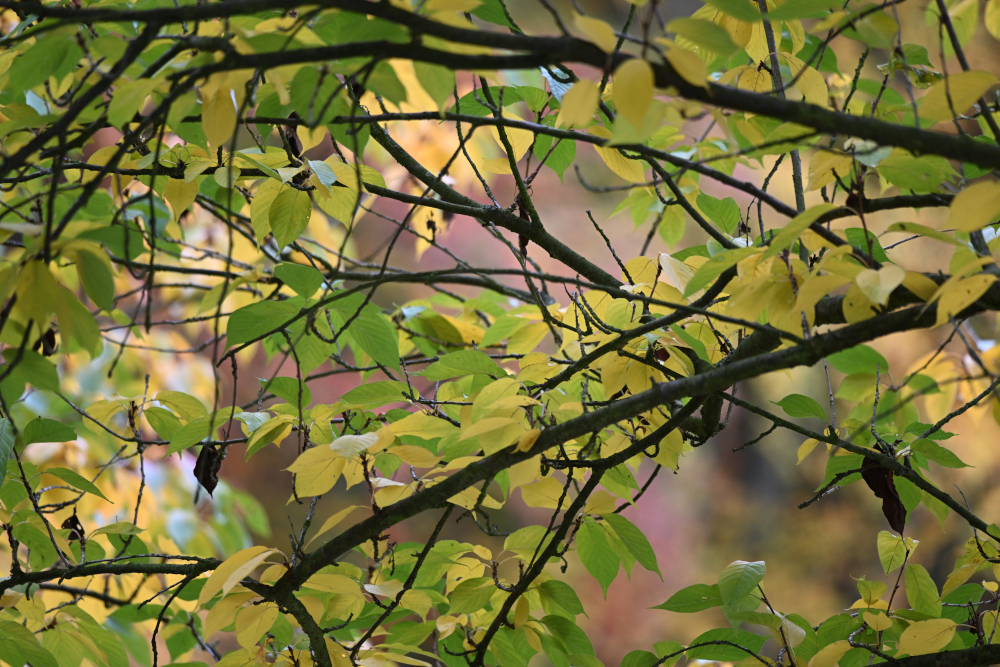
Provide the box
[490,112,533,160]
[763,204,837,258]
[286,446,346,497]
[590,126,646,182]
[557,80,600,128]
[388,444,440,468]
[203,87,237,148]
[780,53,828,106]
[807,640,851,667]
[306,505,364,547]
[199,546,277,606]
[934,274,997,326]
[797,438,819,464]
[613,59,655,131]
[236,602,279,648]
[163,177,199,219]
[391,412,458,439]
[575,14,618,52]
[946,180,1000,232]
[896,618,956,656]
[663,43,708,87]
[206,591,256,637]
[520,476,567,509]
[516,428,541,452]
[807,150,853,191]
[921,71,998,122]
[863,611,892,631]
[855,265,905,306]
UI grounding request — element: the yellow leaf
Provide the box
[590,126,646,182]
[987,0,1000,40]
[400,589,433,617]
[203,87,237,148]
[664,43,708,87]
[306,505,364,547]
[863,611,893,631]
[163,178,199,219]
[391,412,459,439]
[490,112,533,160]
[934,274,997,326]
[206,591,256,637]
[613,59,655,131]
[574,14,618,52]
[896,618,956,656]
[305,574,363,596]
[842,284,878,323]
[460,417,518,441]
[780,53,828,106]
[297,125,327,152]
[557,80,600,128]
[520,476,567,509]
[763,203,837,258]
[946,180,1000,232]
[516,428,541,452]
[807,640,851,667]
[199,546,277,606]
[583,490,617,514]
[235,602,279,648]
[797,438,819,464]
[387,444,440,468]
[447,486,503,510]
[855,265,905,306]
[807,150,853,191]
[514,596,529,630]
[921,71,998,122]
[286,446,346,497]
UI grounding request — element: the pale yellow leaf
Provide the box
[235,602,279,648]
[490,112,533,160]
[896,618,956,656]
[946,180,1000,232]
[664,44,708,87]
[514,596,529,630]
[306,505,364,547]
[613,59,655,130]
[203,87,237,148]
[199,546,277,605]
[863,611,892,631]
[590,126,646,182]
[520,476,567,509]
[855,265,905,306]
[797,438,819,464]
[557,80,600,128]
[574,14,617,52]
[921,71,998,122]
[286,445,346,497]
[516,428,541,452]
[391,412,459,439]
[387,444,440,468]
[807,640,851,667]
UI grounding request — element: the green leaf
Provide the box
[601,513,661,578]
[348,307,400,372]
[470,0,514,27]
[7,37,83,94]
[904,563,942,617]
[416,350,504,381]
[227,300,299,347]
[55,286,103,359]
[701,0,761,21]
[910,439,969,468]
[541,616,595,656]
[0,620,60,667]
[827,344,888,375]
[576,521,619,598]
[686,629,769,661]
[91,521,144,536]
[717,560,766,606]
[652,583,723,612]
[75,249,116,311]
[447,577,495,614]
[763,204,837,259]
[23,418,76,446]
[144,406,183,440]
[538,580,585,618]
[0,418,13,464]
[620,650,658,667]
[274,263,324,297]
[343,381,411,407]
[263,377,312,407]
[2,349,59,392]
[817,454,864,490]
[771,394,827,420]
[45,467,110,502]
[695,193,741,234]
[765,0,841,20]
[166,417,216,456]
[683,247,756,296]
[876,530,918,574]
[268,188,312,249]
